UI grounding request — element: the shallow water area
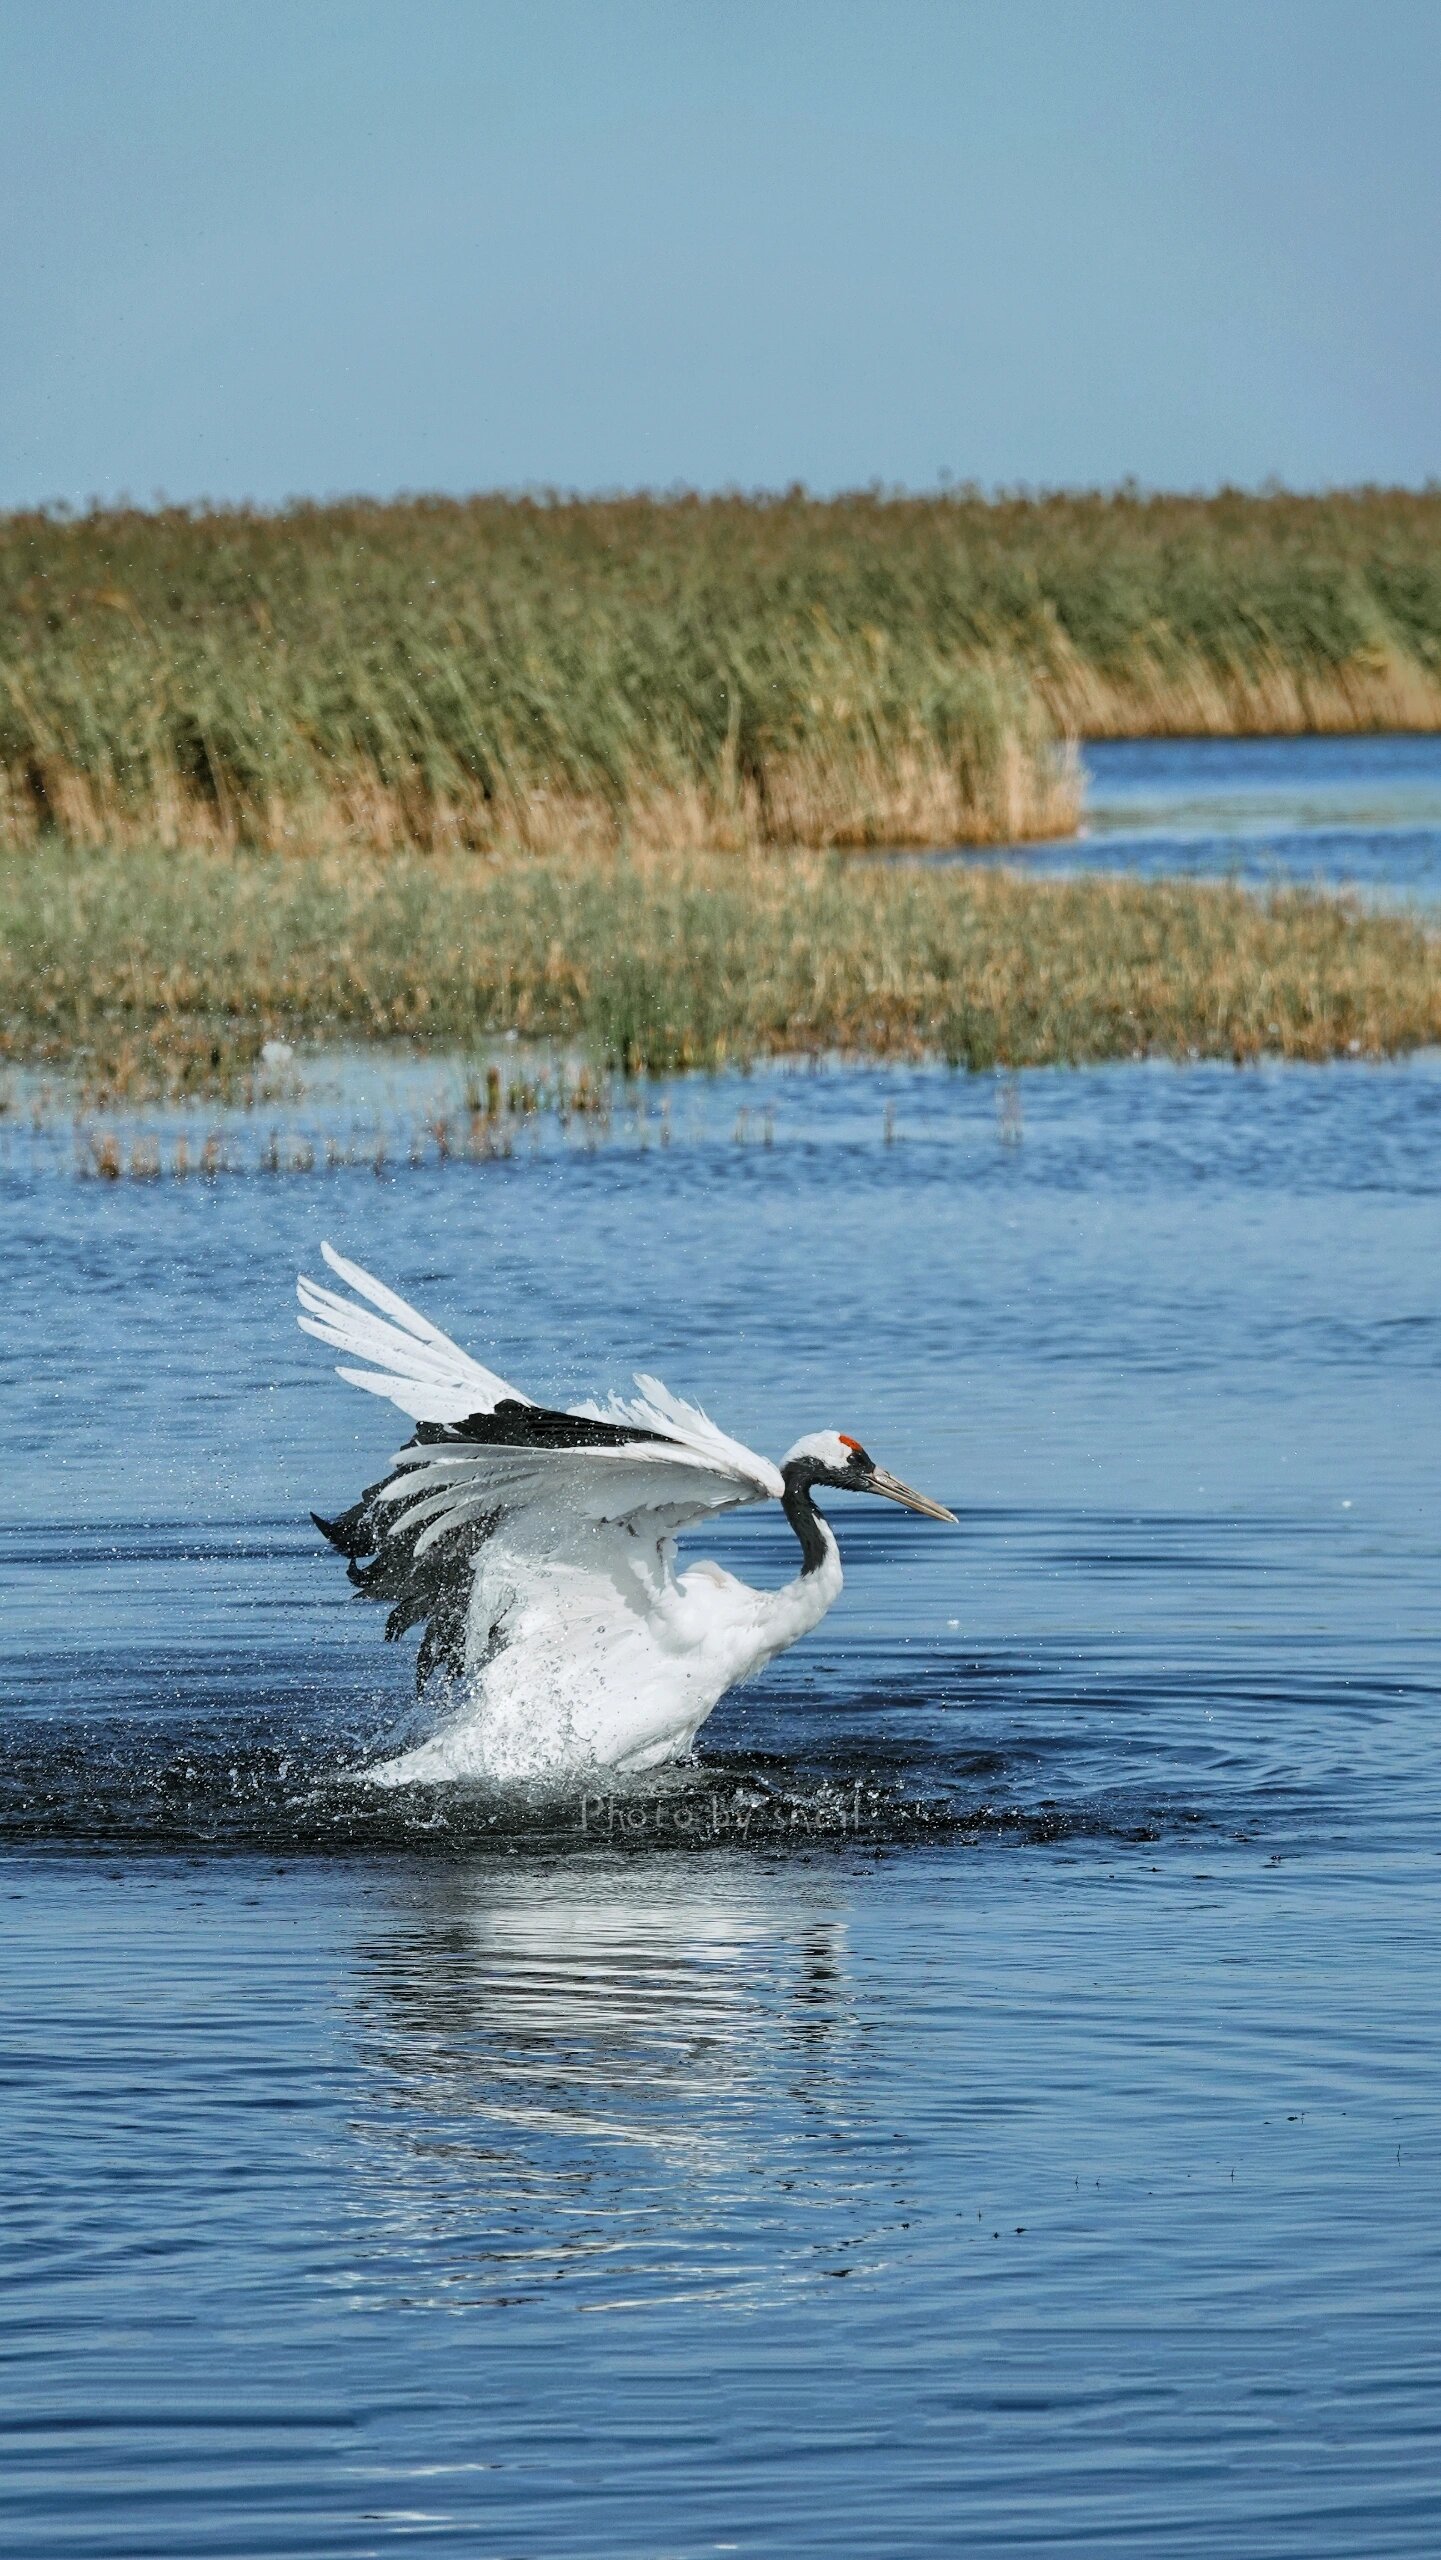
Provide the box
[3,1022,1441,2553]
[974,731,1441,901]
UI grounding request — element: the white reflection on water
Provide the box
[343,1858,872,2312]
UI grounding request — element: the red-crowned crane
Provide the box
[299,1243,954,1785]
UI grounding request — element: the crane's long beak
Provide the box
[868,1466,957,1524]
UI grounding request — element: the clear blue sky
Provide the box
[1,0,1437,508]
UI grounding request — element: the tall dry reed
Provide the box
[6,485,1440,858]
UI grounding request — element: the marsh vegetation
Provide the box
[5,843,1439,1098]
[5,487,1441,859]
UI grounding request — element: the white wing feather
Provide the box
[379,1437,776,1554]
[573,1373,783,1500]
[297,1240,532,1423]
[297,1243,783,1504]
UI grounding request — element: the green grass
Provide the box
[5,487,1441,857]
[4,844,1439,1100]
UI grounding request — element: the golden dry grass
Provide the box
[1039,639,1441,739]
[0,725,1079,861]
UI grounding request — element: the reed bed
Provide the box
[3,844,1438,1099]
[5,487,1441,859]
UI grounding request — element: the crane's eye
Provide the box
[838,1435,873,1471]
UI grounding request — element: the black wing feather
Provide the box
[312,1469,501,1693]
[311,1399,676,1692]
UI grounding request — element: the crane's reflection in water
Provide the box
[341,1857,879,2315]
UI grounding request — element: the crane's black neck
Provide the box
[781,1459,835,1577]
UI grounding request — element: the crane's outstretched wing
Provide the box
[297,1240,530,1422]
[298,1246,782,1690]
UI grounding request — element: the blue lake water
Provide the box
[3,736,1441,2556]
[974,730,1441,901]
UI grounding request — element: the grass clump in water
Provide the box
[3,844,1438,1098]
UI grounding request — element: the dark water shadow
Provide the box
[0,1664,1246,1861]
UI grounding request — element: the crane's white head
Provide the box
[780,1430,956,1523]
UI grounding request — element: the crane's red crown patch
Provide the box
[838,1433,863,1452]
